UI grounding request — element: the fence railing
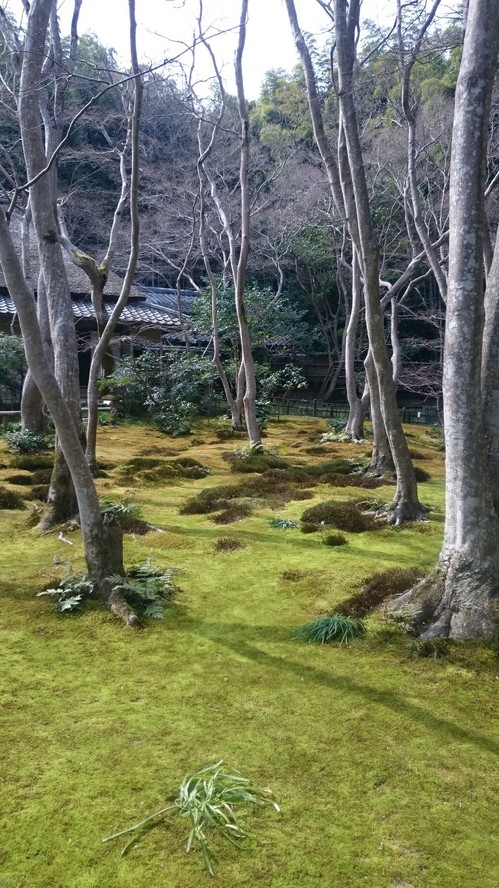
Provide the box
[269,399,441,425]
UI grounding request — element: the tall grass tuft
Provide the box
[292,614,365,645]
[103,760,279,876]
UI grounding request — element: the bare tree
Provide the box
[0,0,141,626]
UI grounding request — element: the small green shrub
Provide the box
[103,760,279,876]
[0,486,26,509]
[99,499,150,534]
[269,517,299,529]
[408,449,429,460]
[5,429,47,454]
[213,537,246,552]
[322,533,347,547]
[292,614,365,645]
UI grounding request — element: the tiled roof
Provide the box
[137,286,198,316]
[0,292,181,328]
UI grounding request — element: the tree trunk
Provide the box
[364,350,394,475]
[0,0,136,625]
[234,0,261,449]
[389,0,499,638]
[334,0,425,524]
[0,209,136,625]
[345,250,368,440]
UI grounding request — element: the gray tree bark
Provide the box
[390,0,499,639]
[0,0,137,625]
[333,0,425,523]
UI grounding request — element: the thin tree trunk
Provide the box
[334,0,424,523]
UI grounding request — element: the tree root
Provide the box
[107,587,140,628]
[385,564,499,640]
[386,499,428,526]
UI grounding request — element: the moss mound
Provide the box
[301,499,379,533]
[0,485,26,509]
[336,566,427,617]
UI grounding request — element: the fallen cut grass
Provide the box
[0,417,497,888]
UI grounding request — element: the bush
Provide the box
[292,614,365,645]
[5,429,47,454]
[336,567,426,618]
[300,500,378,533]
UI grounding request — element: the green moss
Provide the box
[0,420,496,888]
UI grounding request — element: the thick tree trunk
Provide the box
[0,0,136,625]
[390,0,499,638]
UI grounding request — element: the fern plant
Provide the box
[103,760,280,876]
[37,560,179,619]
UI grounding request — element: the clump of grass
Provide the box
[300,522,320,534]
[292,614,365,645]
[300,500,378,533]
[5,473,33,485]
[118,456,210,484]
[0,485,26,509]
[280,569,310,582]
[322,533,347,547]
[102,760,279,877]
[213,537,246,552]
[335,567,426,618]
